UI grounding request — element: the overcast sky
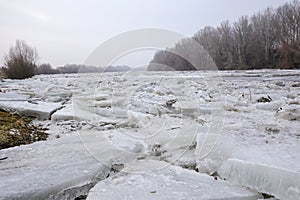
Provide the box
[0,0,290,67]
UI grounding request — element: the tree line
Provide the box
[2,1,299,79]
[149,0,300,71]
[36,63,131,76]
[1,40,131,79]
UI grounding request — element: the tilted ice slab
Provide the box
[87,160,262,200]
[53,95,129,122]
[195,133,235,175]
[0,131,144,200]
[218,144,300,200]
[0,92,30,101]
[51,103,76,121]
[0,100,62,120]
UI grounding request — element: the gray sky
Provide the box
[0,0,290,67]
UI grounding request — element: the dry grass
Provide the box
[0,109,48,149]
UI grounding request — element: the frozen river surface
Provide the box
[0,70,299,199]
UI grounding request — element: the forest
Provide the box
[149,0,300,71]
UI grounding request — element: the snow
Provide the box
[0,70,299,199]
[87,160,262,200]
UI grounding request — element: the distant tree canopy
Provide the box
[149,0,300,71]
[35,64,132,75]
[2,40,39,79]
[1,41,132,78]
[148,38,216,71]
[57,64,131,74]
[35,63,59,75]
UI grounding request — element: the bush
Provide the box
[2,40,39,79]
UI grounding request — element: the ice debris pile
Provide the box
[0,70,299,199]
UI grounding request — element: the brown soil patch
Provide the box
[0,109,48,149]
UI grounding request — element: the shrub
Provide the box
[2,40,39,79]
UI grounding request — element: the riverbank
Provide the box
[0,109,47,149]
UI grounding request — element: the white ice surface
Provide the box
[0,134,106,199]
[0,130,145,200]
[0,70,299,199]
[87,160,262,200]
[0,100,63,120]
[193,70,300,199]
[218,144,300,200]
[0,92,30,101]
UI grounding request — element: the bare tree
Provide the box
[2,40,39,79]
[149,0,300,71]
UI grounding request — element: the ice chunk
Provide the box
[77,130,145,168]
[94,98,126,108]
[126,111,152,128]
[0,92,30,101]
[103,130,145,154]
[275,106,300,121]
[0,130,145,199]
[174,102,199,115]
[0,134,110,199]
[51,103,98,122]
[51,103,75,121]
[255,100,284,111]
[0,100,62,120]
[196,133,235,174]
[219,158,300,200]
[87,160,262,200]
[218,145,300,200]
